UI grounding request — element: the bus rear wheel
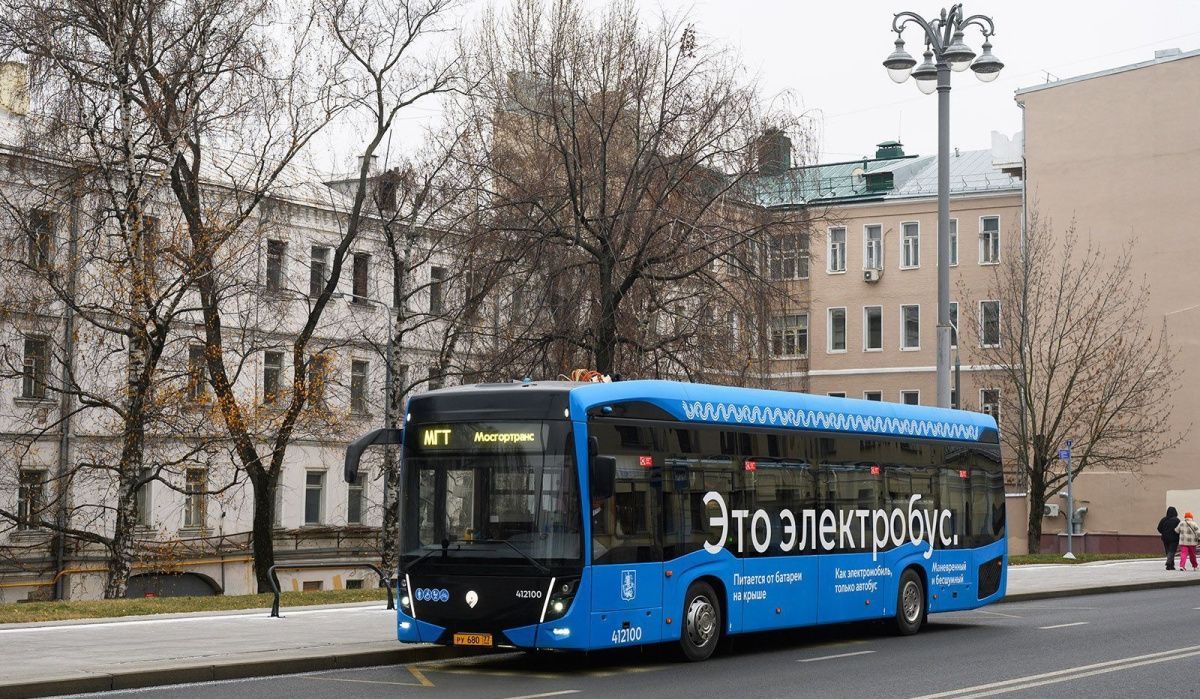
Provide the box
[894,569,925,636]
[679,581,721,661]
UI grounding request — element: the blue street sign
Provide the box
[1057,449,1070,460]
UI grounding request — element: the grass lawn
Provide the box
[0,587,389,625]
[1009,552,1162,566]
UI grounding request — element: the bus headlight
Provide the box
[398,579,412,612]
[542,577,579,621]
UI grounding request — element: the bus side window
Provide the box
[590,422,663,565]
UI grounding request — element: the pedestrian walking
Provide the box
[1158,507,1181,570]
[1176,512,1200,571]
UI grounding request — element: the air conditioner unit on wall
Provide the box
[1043,503,1060,518]
[863,268,882,283]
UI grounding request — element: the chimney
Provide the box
[358,154,379,176]
[874,140,905,160]
[756,128,792,175]
[0,62,29,116]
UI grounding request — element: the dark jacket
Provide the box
[1158,507,1180,544]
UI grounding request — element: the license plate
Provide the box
[453,632,493,647]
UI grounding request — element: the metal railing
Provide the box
[268,562,394,617]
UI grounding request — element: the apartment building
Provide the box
[1015,48,1200,552]
[757,140,1020,411]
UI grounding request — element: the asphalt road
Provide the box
[59,586,1200,699]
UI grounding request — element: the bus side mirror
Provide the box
[591,456,617,501]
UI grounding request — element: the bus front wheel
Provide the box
[895,569,925,636]
[679,581,721,661]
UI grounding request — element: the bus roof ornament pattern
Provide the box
[680,400,982,442]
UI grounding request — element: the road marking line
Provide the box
[408,666,434,687]
[1038,622,1089,630]
[798,650,876,663]
[949,649,1200,698]
[302,676,427,688]
[909,644,1200,699]
[501,691,580,699]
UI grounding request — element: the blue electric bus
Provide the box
[344,379,1006,661]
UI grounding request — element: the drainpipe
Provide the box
[53,178,81,600]
[1016,100,1029,492]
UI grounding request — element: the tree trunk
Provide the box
[1026,469,1046,554]
[250,470,277,593]
[594,287,619,374]
[381,446,401,578]
[104,476,139,599]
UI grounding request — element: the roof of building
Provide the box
[747,143,1020,209]
[1015,47,1200,97]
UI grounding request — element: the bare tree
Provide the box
[966,211,1185,553]
[0,0,249,597]
[458,0,814,381]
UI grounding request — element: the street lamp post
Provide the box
[883,5,1003,409]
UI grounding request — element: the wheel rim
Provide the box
[686,594,717,648]
[901,580,922,624]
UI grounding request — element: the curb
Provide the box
[1001,576,1200,603]
[0,645,493,699]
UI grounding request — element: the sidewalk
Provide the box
[1,560,1196,698]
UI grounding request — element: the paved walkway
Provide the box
[0,559,1195,698]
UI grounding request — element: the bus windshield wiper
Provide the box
[469,538,550,574]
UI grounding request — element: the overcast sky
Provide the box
[316,1,1200,174]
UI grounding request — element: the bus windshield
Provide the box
[401,421,581,573]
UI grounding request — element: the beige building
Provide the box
[1015,48,1200,552]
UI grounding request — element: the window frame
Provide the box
[16,468,47,531]
[900,304,921,351]
[949,301,959,350]
[183,467,207,530]
[900,390,920,406]
[827,227,847,274]
[304,471,326,526]
[863,391,882,401]
[350,359,369,414]
[863,224,883,270]
[979,300,1001,348]
[826,392,846,398]
[309,245,331,299]
[265,239,286,291]
[827,307,847,353]
[979,215,1001,265]
[429,266,446,314]
[351,251,371,303]
[21,335,49,400]
[769,313,809,359]
[347,471,366,525]
[949,218,959,267]
[980,388,1001,426]
[27,209,53,270]
[263,350,283,405]
[900,221,920,269]
[863,306,883,352]
[187,344,208,402]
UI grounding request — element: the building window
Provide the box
[429,266,446,314]
[21,336,49,400]
[347,472,365,525]
[183,468,207,529]
[827,227,846,273]
[951,389,959,409]
[187,344,207,402]
[864,391,882,401]
[16,469,46,530]
[949,302,959,349]
[352,252,370,302]
[769,233,808,280]
[511,287,526,321]
[302,580,323,591]
[900,390,920,406]
[307,353,329,408]
[426,366,443,391]
[263,351,283,405]
[28,209,53,270]
[827,392,846,398]
[350,359,369,414]
[770,314,808,358]
[135,468,153,527]
[864,306,882,351]
[864,225,882,269]
[901,222,919,269]
[980,216,1000,264]
[265,240,286,291]
[949,218,958,266]
[304,471,325,525]
[980,300,1001,347]
[309,246,330,298]
[901,305,920,350]
[827,307,846,352]
[346,579,364,590]
[980,388,1000,426]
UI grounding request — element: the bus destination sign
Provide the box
[415,422,544,452]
